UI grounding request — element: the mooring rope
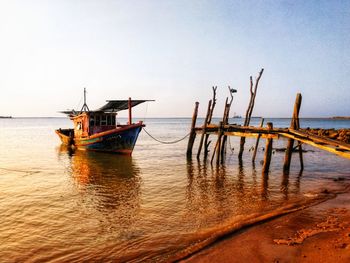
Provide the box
[142,128,190,144]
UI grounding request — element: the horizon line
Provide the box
[3,116,350,119]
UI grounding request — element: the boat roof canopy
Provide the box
[98,100,154,112]
[60,99,154,116]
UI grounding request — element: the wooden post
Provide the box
[220,87,235,163]
[220,108,229,163]
[216,121,224,166]
[238,137,247,160]
[197,100,212,159]
[298,142,304,171]
[187,102,199,158]
[295,109,304,171]
[262,122,273,174]
[252,118,264,163]
[220,98,229,162]
[204,86,217,159]
[238,68,264,160]
[128,97,132,125]
[283,93,302,173]
[212,93,231,165]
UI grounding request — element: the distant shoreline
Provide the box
[1,116,350,119]
[332,116,350,120]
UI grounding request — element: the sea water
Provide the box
[0,117,349,262]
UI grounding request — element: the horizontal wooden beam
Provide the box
[289,129,350,151]
[224,131,279,139]
[195,130,279,139]
[193,124,350,160]
[195,125,287,135]
[282,132,350,159]
[225,131,278,139]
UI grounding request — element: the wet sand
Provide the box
[180,192,350,263]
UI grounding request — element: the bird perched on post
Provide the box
[229,86,237,94]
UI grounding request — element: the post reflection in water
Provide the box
[185,159,275,226]
[237,162,245,194]
[281,172,289,200]
[58,146,142,227]
[261,172,269,201]
[281,169,303,199]
[294,170,303,194]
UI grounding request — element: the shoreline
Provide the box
[180,190,350,263]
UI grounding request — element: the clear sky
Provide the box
[0,0,349,118]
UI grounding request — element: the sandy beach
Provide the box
[180,191,350,263]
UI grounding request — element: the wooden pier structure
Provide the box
[187,69,350,174]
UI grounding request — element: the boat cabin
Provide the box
[70,112,118,137]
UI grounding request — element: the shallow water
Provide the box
[0,117,349,262]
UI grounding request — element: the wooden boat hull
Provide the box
[56,124,143,155]
[55,129,74,145]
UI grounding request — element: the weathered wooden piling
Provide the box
[211,97,228,165]
[262,122,274,173]
[204,86,217,159]
[216,121,224,166]
[218,99,229,163]
[197,100,212,159]
[220,87,235,162]
[238,68,264,160]
[186,102,199,158]
[283,93,302,173]
[298,141,304,171]
[252,118,264,163]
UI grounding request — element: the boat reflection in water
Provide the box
[58,145,142,226]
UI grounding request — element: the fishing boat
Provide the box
[56,89,153,155]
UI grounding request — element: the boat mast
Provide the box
[80,88,90,113]
[128,97,132,124]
